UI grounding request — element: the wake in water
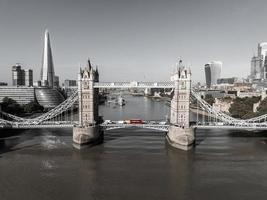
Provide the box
[40,133,67,149]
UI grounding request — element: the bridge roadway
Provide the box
[3,121,78,129]
[0,121,170,130]
[2,121,267,132]
[101,123,169,132]
[4,122,170,131]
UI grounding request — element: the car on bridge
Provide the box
[103,120,115,124]
[159,121,167,125]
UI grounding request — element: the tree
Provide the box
[2,96,17,106]
[0,97,24,114]
[204,94,215,106]
[256,98,267,116]
[229,96,260,119]
[23,101,44,113]
[0,97,44,115]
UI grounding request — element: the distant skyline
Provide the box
[1,0,267,84]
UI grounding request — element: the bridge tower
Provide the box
[73,60,102,148]
[167,60,195,150]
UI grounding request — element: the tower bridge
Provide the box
[1,60,267,150]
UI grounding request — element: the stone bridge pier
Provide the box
[166,60,195,150]
[73,60,103,149]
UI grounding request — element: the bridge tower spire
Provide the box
[73,60,102,148]
[167,60,195,150]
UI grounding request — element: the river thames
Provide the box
[0,95,267,200]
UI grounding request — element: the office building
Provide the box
[205,61,222,88]
[0,82,8,86]
[0,86,35,105]
[25,69,33,86]
[54,76,59,88]
[217,77,238,85]
[12,64,25,86]
[35,87,65,109]
[250,42,267,80]
[62,79,77,98]
[40,30,59,88]
[64,79,77,87]
[0,86,64,108]
[12,64,33,86]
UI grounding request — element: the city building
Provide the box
[199,89,225,99]
[205,61,222,88]
[64,79,77,87]
[232,82,252,91]
[34,81,42,87]
[0,85,65,108]
[236,91,262,98]
[250,42,267,80]
[12,64,25,86]
[40,30,59,88]
[217,77,238,85]
[54,76,59,88]
[0,86,35,105]
[63,79,77,98]
[0,82,7,86]
[25,69,33,86]
[12,64,33,86]
[35,87,65,109]
[213,98,232,113]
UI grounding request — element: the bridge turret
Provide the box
[167,60,195,150]
[170,60,191,127]
[95,65,99,82]
[77,64,99,126]
[73,60,102,148]
[87,59,92,71]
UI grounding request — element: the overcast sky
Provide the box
[0,0,267,84]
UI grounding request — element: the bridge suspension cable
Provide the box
[191,91,244,124]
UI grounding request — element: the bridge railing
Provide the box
[101,123,169,131]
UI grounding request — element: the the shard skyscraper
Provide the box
[40,30,55,88]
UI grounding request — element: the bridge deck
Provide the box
[2,122,267,132]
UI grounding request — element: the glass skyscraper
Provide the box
[250,42,267,80]
[40,30,58,88]
[205,61,222,88]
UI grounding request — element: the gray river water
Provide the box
[0,95,267,200]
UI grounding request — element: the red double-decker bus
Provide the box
[129,119,143,124]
